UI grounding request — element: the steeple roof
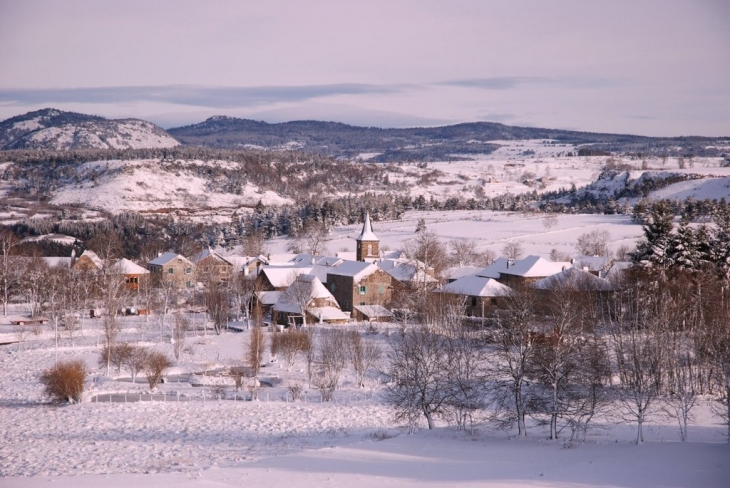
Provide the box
[355,212,379,242]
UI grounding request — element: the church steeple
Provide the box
[356,212,379,261]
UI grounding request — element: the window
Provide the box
[330,282,336,292]
[185,267,192,275]
[186,281,193,288]
[168,268,174,274]
[378,285,385,295]
[359,302,366,306]
[358,285,367,295]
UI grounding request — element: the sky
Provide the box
[0,0,728,136]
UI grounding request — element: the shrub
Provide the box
[143,351,172,390]
[99,342,133,374]
[40,360,87,404]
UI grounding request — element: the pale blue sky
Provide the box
[0,0,728,136]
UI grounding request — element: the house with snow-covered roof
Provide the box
[326,260,393,321]
[192,248,234,283]
[273,274,349,325]
[147,252,195,290]
[497,255,572,287]
[437,275,511,317]
[72,250,103,272]
[113,258,149,292]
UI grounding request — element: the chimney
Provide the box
[507,258,514,268]
[158,252,162,257]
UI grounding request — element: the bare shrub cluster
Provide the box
[40,359,87,404]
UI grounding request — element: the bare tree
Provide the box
[247,326,265,379]
[403,232,449,290]
[347,329,382,388]
[606,273,664,445]
[575,230,611,257]
[490,286,539,436]
[502,241,524,260]
[0,231,21,316]
[277,330,311,371]
[384,325,451,430]
[172,312,189,363]
[542,214,558,231]
[205,279,230,335]
[281,274,313,327]
[315,329,348,398]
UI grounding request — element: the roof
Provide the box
[192,248,233,266]
[256,290,281,306]
[499,255,572,278]
[475,257,510,279]
[326,260,379,282]
[225,255,265,270]
[381,261,438,284]
[290,254,343,267]
[261,267,312,288]
[148,252,193,266]
[274,275,340,314]
[355,212,379,242]
[438,275,511,297]
[77,250,103,269]
[353,304,393,319]
[445,266,483,281]
[114,258,149,275]
[533,267,613,291]
[308,307,350,322]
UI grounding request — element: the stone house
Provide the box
[147,252,195,290]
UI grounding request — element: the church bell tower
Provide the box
[356,212,379,262]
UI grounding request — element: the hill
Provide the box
[168,116,729,162]
[0,108,180,150]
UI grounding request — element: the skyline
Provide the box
[0,1,728,136]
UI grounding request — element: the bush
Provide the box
[99,343,133,374]
[40,360,87,404]
[143,351,172,390]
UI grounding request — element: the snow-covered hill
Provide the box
[45,159,292,220]
[0,109,179,150]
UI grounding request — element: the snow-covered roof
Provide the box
[326,261,379,282]
[604,261,633,280]
[308,307,350,322]
[445,266,483,281]
[380,261,438,284]
[77,250,103,269]
[438,275,511,297]
[256,291,281,306]
[114,258,149,275]
[289,254,343,267]
[274,276,340,314]
[261,267,312,288]
[500,255,572,278]
[192,248,233,266]
[225,255,266,270]
[355,212,379,242]
[533,267,613,291]
[475,257,510,279]
[353,304,393,319]
[148,252,192,266]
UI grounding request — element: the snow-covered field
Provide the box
[1,313,728,487]
[265,209,646,261]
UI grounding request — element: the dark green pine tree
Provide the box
[632,200,675,268]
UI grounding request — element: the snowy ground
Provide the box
[1,312,728,487]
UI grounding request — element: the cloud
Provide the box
[441,76,621,90]
[0,84,409,109]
